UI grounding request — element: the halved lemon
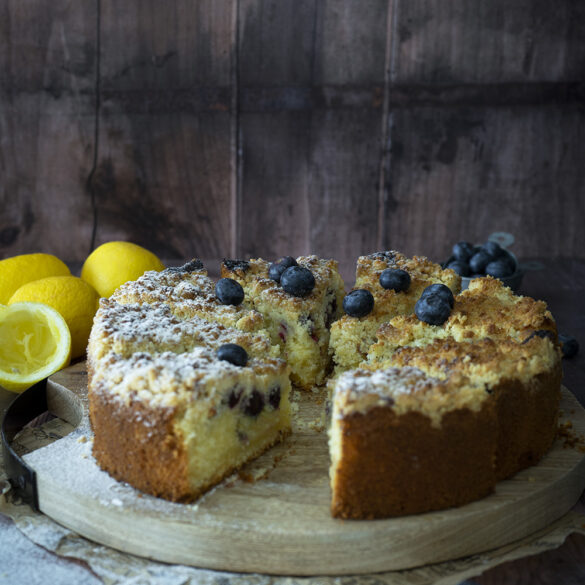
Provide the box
[0,302,71,393]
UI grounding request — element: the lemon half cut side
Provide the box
[0,303,71,393]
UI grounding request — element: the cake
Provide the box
[220,255,345,389]
[328,276,562,518]
[87,252,562,519]
[329,251,461,373]
[87,261,291,502]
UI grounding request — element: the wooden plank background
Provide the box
[1,0,584,282]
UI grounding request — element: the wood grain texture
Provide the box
[0,1,97,259]
[1,0,584,268]
[21,365,585,575]
[393,0,585,83]
[382,103,585,262]
[92,0,234,262]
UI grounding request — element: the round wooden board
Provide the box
[22,362,585,576]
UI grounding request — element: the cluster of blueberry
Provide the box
[342,268,454,326]
[269,256,316,297]
[414,283,455,326]
[559,334,579,359]
[342,268,412,318]
[447,240,516,279]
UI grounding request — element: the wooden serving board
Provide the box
[21,362,585,576]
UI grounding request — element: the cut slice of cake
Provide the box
[221,255,345,389]
[329,251,461,373]
[89,347,291,502]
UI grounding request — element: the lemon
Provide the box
[0,302,71,393]
[0,253,71,304]
[81,241,165,298]
[9,276,100,359]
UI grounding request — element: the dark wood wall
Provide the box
[1,0,584,281]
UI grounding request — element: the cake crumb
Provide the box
[557,421,585,450]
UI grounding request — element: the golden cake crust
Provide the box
[330,400,497,519]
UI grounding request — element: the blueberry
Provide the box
[485,259,515,279]
[559,334,579,359]
[482,241,504,260]
[420,283,455,309]
[494,250,517,275]
[447,261,471,277]
[469,250,491,274]
[242,390,264,417]
[268,386,281,409]
[227,387,243,408]
[215,278,245,305]
[269,256,298,283]
[223,258,250,273]
[216,343,248,367]
[379,269,411,292]
[415,294,452,326]
[167,259,204,273]
[280,265,315,297]
[343,289,375,318]
[452,241,475,262]
[522,330,556,344]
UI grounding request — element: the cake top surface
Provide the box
[333,250,461,326]
[331,366,486,425]
[91,346,287,409]
[111,261,269,334]
[370,276,557,357]
[221,255,344,313]
[371,334,559,388]
[89,298,278,361]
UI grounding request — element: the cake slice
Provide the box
[89,346,291,502]
[329,251,460,373]
[221,255,345,389]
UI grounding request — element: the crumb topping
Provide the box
[332,366,486,426]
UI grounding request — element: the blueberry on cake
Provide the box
[329,251,461,373]
[221,255,345,389]
[328,276,562,518]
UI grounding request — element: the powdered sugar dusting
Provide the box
[332,366,485,425]
[92,347,283,409]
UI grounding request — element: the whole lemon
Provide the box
[81,241,165,298]
[0,302,71,393]
[0,253,71,304]
[9,275,100,359]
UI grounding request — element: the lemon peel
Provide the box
[0,253,70,304]
[81,241,165,298]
